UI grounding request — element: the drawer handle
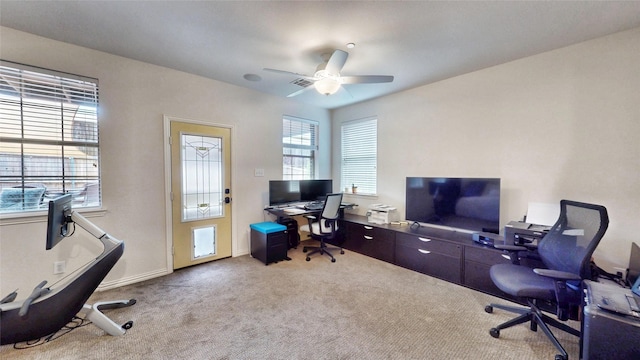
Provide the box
[418,237,431,242]
[418,249,431,254]
[364,226,374,230]
[364,235,373,240]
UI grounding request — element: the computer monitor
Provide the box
[268,180,300,206]
[300,179,333,202]
[46,194,73,250]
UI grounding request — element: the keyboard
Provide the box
[304,202,324,210]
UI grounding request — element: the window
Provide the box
[0,61,100,214]
[282,116,318,180]
[341,117,377,195]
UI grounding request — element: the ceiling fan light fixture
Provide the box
[314,77,340,95]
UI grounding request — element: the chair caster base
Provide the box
[485,305,493,313]
[489,328,500,338]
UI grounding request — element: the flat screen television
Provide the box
[405,177,501,233]
[46,194,73,250]
[300,179,333,202]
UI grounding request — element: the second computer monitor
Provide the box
[300,179,333,202]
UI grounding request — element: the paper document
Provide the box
[526,202,560,226]
[563,229,584,236]
[283,208,305,215]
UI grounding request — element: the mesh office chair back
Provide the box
[537,200,609,280]
[321,193,343,225]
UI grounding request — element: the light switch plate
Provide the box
[254,168,265,177]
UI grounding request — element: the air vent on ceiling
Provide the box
[291,78,312,88]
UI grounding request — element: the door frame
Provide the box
[163,115,236,272]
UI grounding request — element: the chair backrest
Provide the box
[537,200,609,280]
[321,193,343,221]
[0,186,46,210]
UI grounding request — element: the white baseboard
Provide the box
[96,268,170,292]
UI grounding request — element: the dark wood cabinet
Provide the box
[343,221,395,263]
[395,233,462,284]
[342,214,515,299]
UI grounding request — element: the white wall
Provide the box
[2,26,638,298]
[333,27,640,272]
[0,27,330,296]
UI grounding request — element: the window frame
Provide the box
[282,115,318,180]
[341,117,377,196]
[0,60,101,216]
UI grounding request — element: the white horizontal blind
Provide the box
[0,61,100,213]
[282,116,317,180]
[341,118,377,195]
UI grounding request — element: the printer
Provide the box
[504,221,550,246]
[366,204,398,224]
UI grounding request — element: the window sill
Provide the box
[342,192,378,200]
[0,207,107,226]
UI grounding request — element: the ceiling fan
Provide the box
[264,49,394,97]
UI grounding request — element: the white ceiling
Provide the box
[2,1,640,109]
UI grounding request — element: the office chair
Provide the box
[300,193,344,263]
[485,200,608,360]
[0,186,47,210]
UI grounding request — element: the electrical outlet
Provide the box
[53,261,66,275]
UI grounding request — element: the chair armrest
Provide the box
[494,244,528,252]
[533,268,581,281]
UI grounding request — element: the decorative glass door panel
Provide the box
[181,134,223,221]
[170,119,232,270]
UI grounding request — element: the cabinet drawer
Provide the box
[396,233,460,258]
[465,245,511,265]
[344,222,395,263]
[396,242,461,283]
[463,260,507,296]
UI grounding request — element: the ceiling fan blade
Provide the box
[340,75,394,84]
[286,85,315,98]
[263,68,317,81]
[325,50,348,75]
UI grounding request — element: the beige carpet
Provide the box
[0,241,580,359]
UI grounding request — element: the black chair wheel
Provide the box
[485,305,493,313]
[306,257,311,261]
[303,248,308,253]
[340,250,345,254]
[555,355,567,360]
[489,328,500,338]
[331,258,336,263]
[122,320,133,330]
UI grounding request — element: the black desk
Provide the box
[265,207,318,222]
[265,203,355,220]
[582,280,640,359]
[265,205,353,247]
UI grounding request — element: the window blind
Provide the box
[341,118,377,195]
[0,61,100,213]
[282,116,317,180]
